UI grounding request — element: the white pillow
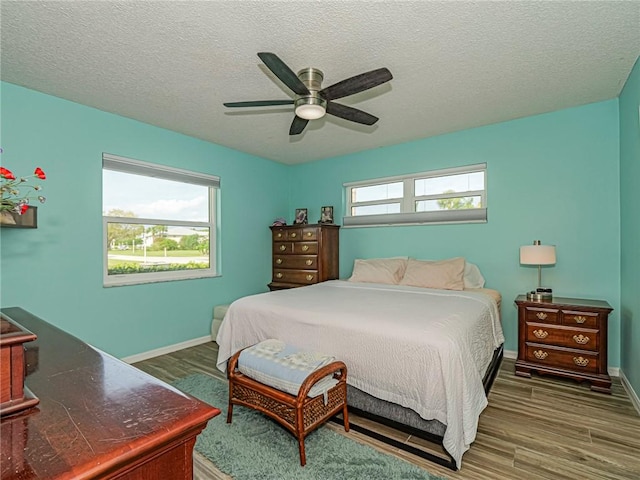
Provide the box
[464,262,486,289]
[399,257,466,291]
[348,258,408,285]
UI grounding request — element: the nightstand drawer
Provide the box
[273,256,317,269]
[524,345,598,374]
[524,306,560,324]
[273,269,319,285]
[525,323,599,351]
[562,310,598,329]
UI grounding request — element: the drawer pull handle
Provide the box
[573,334,590,345]
[306,232,313,237]
[536,312,548,320]
[301,245,309,252]
[277,233,283,238]
[276,273,283,279]
[573,356,590,367]
[306,274,314,281]
[279,245,286,251]
[291,232,297,238]
[533,350,548,360]
[574,316,587,324]
[533,329,548,339]
[276,258,283,265]
[305,259,313,266]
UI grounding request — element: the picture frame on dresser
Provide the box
[319,206,334,224]
[294,208,308,224]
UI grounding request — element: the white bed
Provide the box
[216,279,504,467]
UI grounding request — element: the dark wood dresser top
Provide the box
[0,307,220,480]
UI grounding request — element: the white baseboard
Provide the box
[502,349,620,377]
[504,349,517,359]
[122,335,212,364]
[620,369,640,415]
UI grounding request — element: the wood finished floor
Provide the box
[133,342,640,480]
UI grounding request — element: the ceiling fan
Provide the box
[223,52,393,135]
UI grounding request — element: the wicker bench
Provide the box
[227,346,349,466]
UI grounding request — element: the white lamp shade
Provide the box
[520,244,556,265]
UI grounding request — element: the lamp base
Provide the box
[526,288,553,301]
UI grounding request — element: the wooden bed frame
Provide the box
[331,344,504,471]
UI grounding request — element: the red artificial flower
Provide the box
[34,167,46,180]
[0,167,15,180]
[19,204,28,215]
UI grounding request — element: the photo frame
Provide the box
[319,205,334,224]
[294,208,308,225]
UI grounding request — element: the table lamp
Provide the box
[520,240,556,301]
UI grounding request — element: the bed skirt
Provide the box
[334,343,504,470]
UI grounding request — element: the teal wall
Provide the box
[0,82,288,358]
[289,101,622,365]
[0,81,629,378]
[619,57,640,394]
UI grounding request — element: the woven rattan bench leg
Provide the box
[298,434,306,466]
[343,401,350,432]
[226,383,234,424]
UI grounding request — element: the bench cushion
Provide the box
[238,339,338,399]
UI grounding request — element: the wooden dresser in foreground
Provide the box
[0,307,220,480]
[269,223,340,290]
[515,295,613,393]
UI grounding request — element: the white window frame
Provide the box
[344,163,487,227]
[102,153,219,287]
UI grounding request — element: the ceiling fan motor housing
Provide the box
[294,68,327,119]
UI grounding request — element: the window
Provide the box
[102,153,219,286]
[344,163,486,227]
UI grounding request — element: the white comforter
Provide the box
[216,280,504,467]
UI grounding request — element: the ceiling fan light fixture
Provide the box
[294,96,327,120]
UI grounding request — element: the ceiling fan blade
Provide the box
[326,102,379,125]
[320,67,393,101]
[258,52,310,96]
[289,116,309,135]
[224,100,293,108]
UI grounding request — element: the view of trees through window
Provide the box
[106,212,210,275]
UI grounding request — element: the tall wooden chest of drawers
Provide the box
[515,295,613,393]
[269,224,340,290]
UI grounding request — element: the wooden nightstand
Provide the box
[514,295,613,393]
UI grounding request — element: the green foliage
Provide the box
[108,261,209,275]
[180,234,201,251]
[436,191,480,210]
[200,238,210,255]
[105,209,143,248]
[150,238,179,251]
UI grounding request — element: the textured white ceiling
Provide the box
[1,1,639,164]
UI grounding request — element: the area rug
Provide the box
[173,373,447,480]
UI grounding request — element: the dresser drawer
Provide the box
[524,345,598,374]
[273,242,292,254]
[273,255,317,269]
[525,323,599,351]
[273,269,319,285]
[292,242,318,255]
[562,310,599,329]
[272,228,287,241]
[272,228,318,242]
[300,228,317,241]
[524,306,560,324]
